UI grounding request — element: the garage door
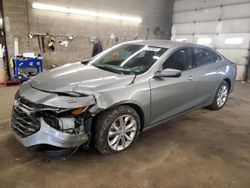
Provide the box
[171,0,250,80]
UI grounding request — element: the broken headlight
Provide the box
[41,106,91,135]
[43,116,83,134]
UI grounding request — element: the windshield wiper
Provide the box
[57,91,88,97]
[92,64,125,75]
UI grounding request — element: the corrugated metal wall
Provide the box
[171,0,250,80]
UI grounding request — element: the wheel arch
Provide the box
[92,101,145,132]
[124,103,145,131]
[223,78,231,91]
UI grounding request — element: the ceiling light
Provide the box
[32,3,142,23]
[32,3,68,13]
[98,13,121,20]
[176,38,187,42]
[69,8,97,17]
[122,16,142,23]
[197,38,212,45]
[225,37,243,45]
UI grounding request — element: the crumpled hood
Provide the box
[31,62,135,94]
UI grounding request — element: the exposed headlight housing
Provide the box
[43,115,86,135]
[42,106,91,135]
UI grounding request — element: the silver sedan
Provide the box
[10,40,237,154]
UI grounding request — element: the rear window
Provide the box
[193,48,222,67]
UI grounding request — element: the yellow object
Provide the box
[9,57,14,68]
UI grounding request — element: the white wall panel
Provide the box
[219,19,250,33]
[194,21,218,34]
[221,3,250,19]
[218,49,249,65]
[195,0,222,9]
[174,8,221,23]
[172,23,194,35]
[173,11,196,23]
[173,20,250,35]
[222,0,250,6]
[174,0,250,12]
[235,65,247,80]
[174,0,197,12]
[196,8,221,22]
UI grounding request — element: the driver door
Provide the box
[149,48,197,125]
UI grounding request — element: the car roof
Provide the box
[124,40,207,49]
[123,40,227,60]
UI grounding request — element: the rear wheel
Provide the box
[94,105,140,155]
[207,81,229,110]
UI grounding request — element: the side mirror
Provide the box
[154,68,182,78]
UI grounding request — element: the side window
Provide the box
[213,52,223,63]
[193,48,222,67]
[162,48,193,71]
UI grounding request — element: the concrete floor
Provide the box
[0,82,250,188]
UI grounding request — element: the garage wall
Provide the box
[3,0,174,68]
[171,0,250,80]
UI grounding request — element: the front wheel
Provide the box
[207,81,229,110]
[94,105,140,155]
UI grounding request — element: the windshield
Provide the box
[90,44,167,75]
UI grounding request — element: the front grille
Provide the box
[10,97,40,138]
[19,97,43,109]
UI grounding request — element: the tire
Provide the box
[207,80,229,110]
[94,105,141,155]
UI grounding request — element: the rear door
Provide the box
[149,48,197,125]
[190,47,224,106]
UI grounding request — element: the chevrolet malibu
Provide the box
[10,40,236,154]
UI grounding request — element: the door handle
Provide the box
[188,75,193,81]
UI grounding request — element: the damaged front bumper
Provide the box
[9,87,94,148]
[10,117,89,148]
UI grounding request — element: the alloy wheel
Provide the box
[107,115,137,151]
[217,85,228,107]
